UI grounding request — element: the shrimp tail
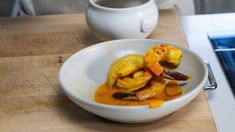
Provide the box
[112,89,157,101]
[112,92,139,101]
[162,70,190,81]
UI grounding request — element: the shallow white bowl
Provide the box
[58,39,208,123]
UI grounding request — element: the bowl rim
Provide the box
[58,39,208,110]
[88,0,156,12]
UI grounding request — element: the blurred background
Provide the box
[1,0,235,17]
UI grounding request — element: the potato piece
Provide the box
[166,81,183,96]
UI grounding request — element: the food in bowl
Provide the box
[95,44,190,108]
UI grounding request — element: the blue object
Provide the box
[208,32,235,95]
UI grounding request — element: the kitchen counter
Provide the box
[0,10,216,131]
[182,13,235,132]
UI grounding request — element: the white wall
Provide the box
[156,0,195,15]
[175,0,195,15]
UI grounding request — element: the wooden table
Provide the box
[0,10,216,132]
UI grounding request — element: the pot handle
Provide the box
[141,16,156,33]
[204,60,217,90]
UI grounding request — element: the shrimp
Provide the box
[106,54,144,88]
[145,45,182,75]
[112,77,166,101]
[108,45,189,101]
[145,45,189,81]
[116,70,153,91]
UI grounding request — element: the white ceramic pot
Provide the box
[86,0,158,40]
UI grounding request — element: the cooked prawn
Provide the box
[145,45,182,76]
[113,77,166,101]
[112,78,183,101]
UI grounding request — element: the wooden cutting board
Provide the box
[0,10,216,132]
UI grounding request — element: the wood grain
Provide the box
[0,10,216,132]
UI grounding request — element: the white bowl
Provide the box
[86,0,158,40]
[58,39,208,123]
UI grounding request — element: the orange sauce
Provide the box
[94,81,183,108]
